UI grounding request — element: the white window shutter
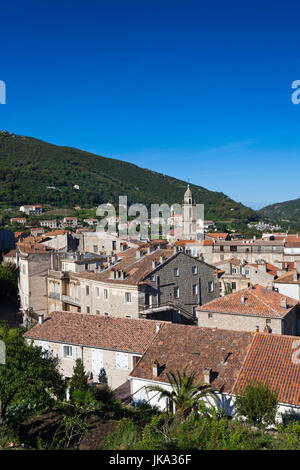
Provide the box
[116,352,129,369]
[59,344,64,358]
[72,346,77,360]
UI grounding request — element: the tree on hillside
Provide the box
[146,368,217,419]
[0,323,66,422]
[234,381,278,427]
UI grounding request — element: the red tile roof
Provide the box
[75,247,175,286]
[197,285,299,319]
[24,311,161,354]
[234,333,300,405]
[130,323,254,393]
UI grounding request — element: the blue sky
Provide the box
[1,0,300,209]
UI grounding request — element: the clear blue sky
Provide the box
[1,0,300,209]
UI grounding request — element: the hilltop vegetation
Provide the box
[0,131,258,223]
[259,197,300,224]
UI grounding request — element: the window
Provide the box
[116,352,129,369]
[232,267,237,274]
[125,292,132,303]
[86,285,90,295]
[208,281,214,292]
[150,274,156,281]
[174,268,179,277]
[192,306,197,317]
[104,312,109,316]
[230,246,237,252]
[231,282,236,290]
[192,266,197,275]
[95,287,100,297]
[192,284,198,295]
[86,306,90,314]
[174,287,179,298]
[132,355,141,368]
[93,245,98,253]
[63,345,73,358]
[104,289,108,300]
[208,313,213,318]
[96,310,100,315]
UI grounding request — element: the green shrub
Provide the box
[234,381,278,427]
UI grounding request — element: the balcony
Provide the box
[62,294,81,307]
[49,292,60,300]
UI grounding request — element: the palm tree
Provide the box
[146,368,217,418]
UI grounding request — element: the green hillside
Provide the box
[0,130,258,222]
[259,198,300,223]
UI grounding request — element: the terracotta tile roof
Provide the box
[212,258,241,267]
[197,285,298,319]
[275,271,300,285]
[42,230,66,237]
[203,240,214,246]
[4,249,16,258]
[130,323,254,394]
[206,233,230,240]
[248,263,279,278]
[24,311,161,354]
[74,247,175,286]
[234,333,300,405]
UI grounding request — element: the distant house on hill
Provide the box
[19,205,42,215]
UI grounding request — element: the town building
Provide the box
[129,322,300,420]
[46,244,219,323]
[196,284,300,335]
[62,217,78,227]
[19,205,42,215]
[24,312,160,389]
[40,220,57,229]
[10,217,26,225]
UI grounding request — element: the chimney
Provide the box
[152,260,156,269]
[241,296,245,305]
[152,360,159,377]
[38,314,44,325]
[255,325,259,332]
[155,323,161,334]
[110,270,116,280]
[136,249,142,259]
[159,256,164,264]
[280,297,287,309]
[203,368,211,384]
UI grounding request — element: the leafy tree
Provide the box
[0,323,66,422]
[0,262,18,296]
[146,368,217,419]
[69,358,89,398]
[234,381,278,427]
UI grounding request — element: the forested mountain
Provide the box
[0,130,258,222]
